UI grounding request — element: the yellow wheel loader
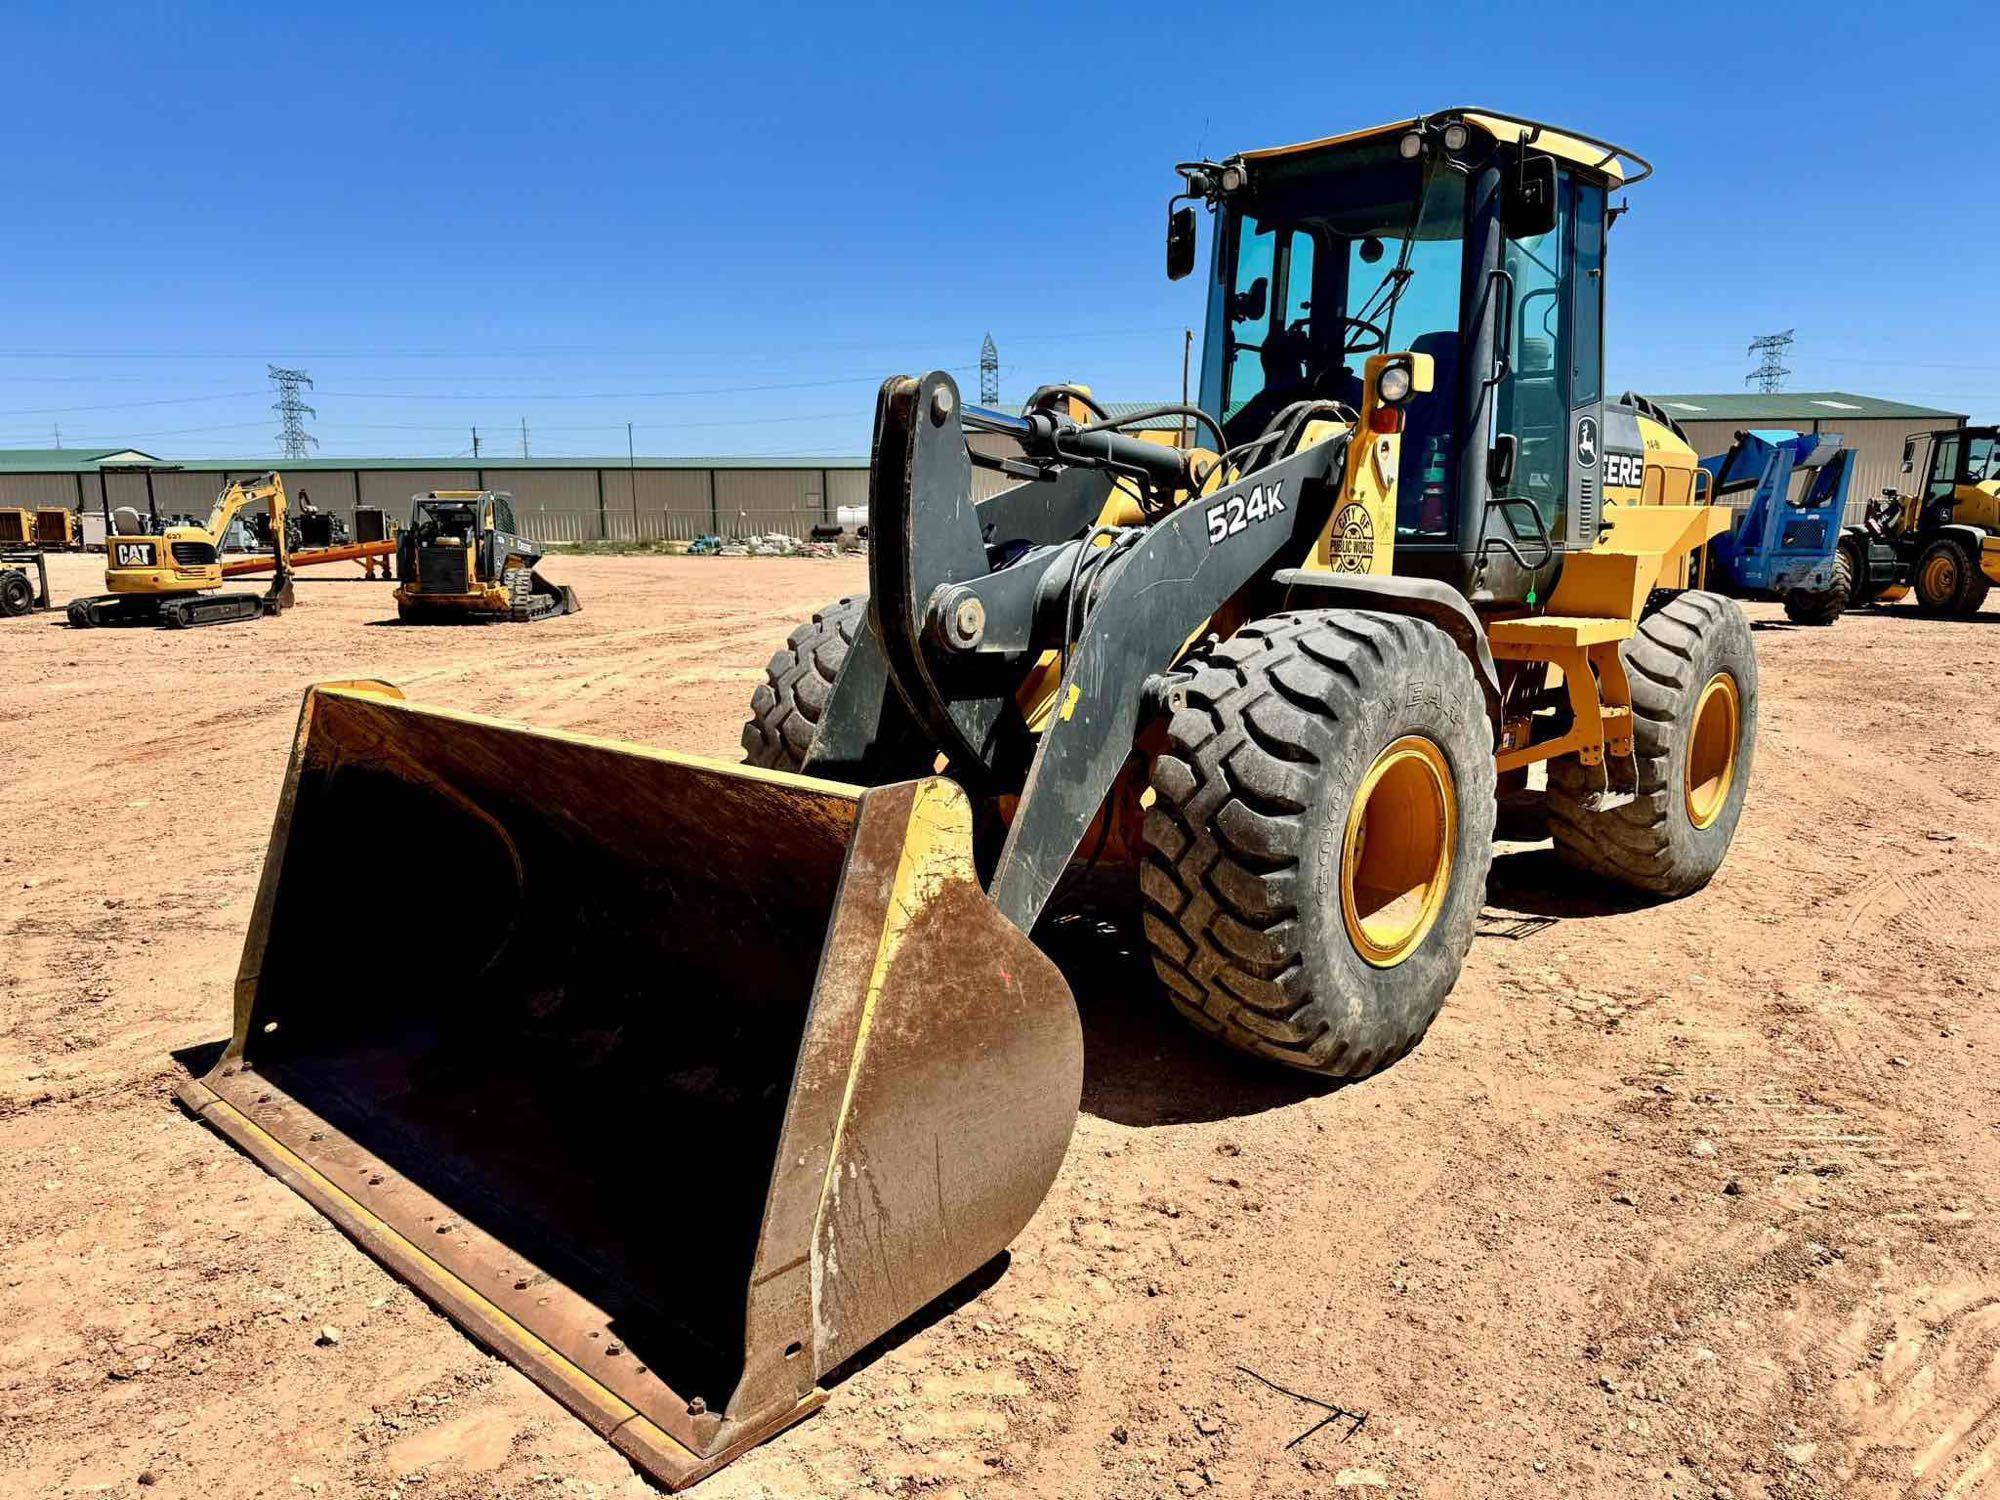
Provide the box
[179,109,1754,1489]
[392,490,579,622]
[67,472,296,629]
[1842,424,2000,615]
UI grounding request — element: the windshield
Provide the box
[414,503,480,536]
[1200,143,1467,540]
[1968,433,2000,483]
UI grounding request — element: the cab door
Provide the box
[1488,164,1606,563]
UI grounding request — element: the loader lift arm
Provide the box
[811,371,1351,929]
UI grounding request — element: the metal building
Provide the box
[0,449,869,544]
[1641,392,1967,520]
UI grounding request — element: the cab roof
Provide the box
[1239,107,1650,187]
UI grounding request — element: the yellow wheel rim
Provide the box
[1340,736,1456,968]
[1684,673,1741,830]
[1922,551,1958,602]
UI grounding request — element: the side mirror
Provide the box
[1503,155,1558,239]
[1488,433,1518,491]
[1166,206,1198,281]
[1230,276,1268,324]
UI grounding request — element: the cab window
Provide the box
[1492,168,1574,536]
[1965,434,1998,483]
[1930,433,1962,501]
[493,496,517,533]
[1220,216,1276,425]
[1201,154,1468,542]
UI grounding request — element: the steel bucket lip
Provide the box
[175,1071,821,1489]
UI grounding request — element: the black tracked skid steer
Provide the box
[180,109,1756,1489]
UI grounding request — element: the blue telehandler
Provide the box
[1698,427,1857,625]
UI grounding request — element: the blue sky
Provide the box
[4,0,1996,458]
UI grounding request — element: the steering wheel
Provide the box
[1336,315,1385,355]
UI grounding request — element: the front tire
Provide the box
[1838,537,1883,610]
[1782,550,1849,626]
[742,596,867,770]
[1549,591,1756,897]
[1914,537,1990,616]
[1140,611,1496,1078]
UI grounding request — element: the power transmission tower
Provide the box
[520,417,530,458]
[1746,330,1794,394]
[268,365,318,457]
[980,333,1000,406]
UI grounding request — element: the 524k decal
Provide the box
[1205,481,1287,545]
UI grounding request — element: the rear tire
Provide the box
[1140,610,1495,1079]
[1782,550,1849,626]
[1913,537,1990,616]
[742,596,868,770]
[1549,590,1755,897]
[0,571,32,617]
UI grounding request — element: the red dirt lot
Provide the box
[3,552,1999,1500]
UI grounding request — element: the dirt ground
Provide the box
[3,552,1999,1500]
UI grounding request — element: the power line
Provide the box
[0,389,266,417]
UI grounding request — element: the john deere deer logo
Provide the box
[1576,415,1600,469]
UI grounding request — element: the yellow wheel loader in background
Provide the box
[393,489,579,622]
[179,109,1755,1489]
[1842,424,2000,615]
[67,472,296,629]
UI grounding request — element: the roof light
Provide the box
[1441,121,1470,152]
[1219,163,1246,192]
[1398,131,1424,161]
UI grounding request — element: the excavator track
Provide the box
[161,592,273,629]
[67,593,168,628]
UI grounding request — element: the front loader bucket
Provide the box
[531,567,580,616]
[177,683,1079,1489]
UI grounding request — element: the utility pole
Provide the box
[268,365,318,458]
[1746,330,1795,394]
[519,417,529,458]
[470,426,481,459]
[627,421,639,539]
[52,423,62,450]
[979,333,1000,406]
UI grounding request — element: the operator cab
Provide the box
[410,495,485,545]
[1904,425,2000,504]
[1173,109,1645,604]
